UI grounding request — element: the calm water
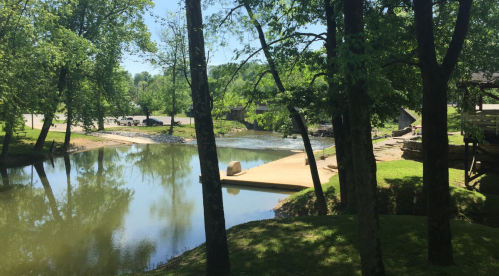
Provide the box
[0,144,294,275]
[189,130,335,151]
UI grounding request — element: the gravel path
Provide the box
[94,131,186,144]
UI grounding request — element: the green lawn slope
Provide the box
[275,160,499,227]
[138,215,499,276]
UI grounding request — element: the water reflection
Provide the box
[0,144,294,274]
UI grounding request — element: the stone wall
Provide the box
[392,127,412,137]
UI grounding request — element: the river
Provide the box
[0,132,334,275]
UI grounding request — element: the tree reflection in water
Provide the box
[0,149,155,275]
[128,144,195,258]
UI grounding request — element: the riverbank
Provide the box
[274,159,499,227]
[140,215,499,276]
[0,120,247,169]
[0,128,128,168]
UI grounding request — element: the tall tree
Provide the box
[185,0,231,275]
[239,1,328,215]
[154,10,191,135]
[413,0,473,266]
[343,0,385,275]
[33,0,156,150]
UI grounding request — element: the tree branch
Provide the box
[218,4,244,28]
[381,59,420,68]
[441,0,473,77]
[253,70,272,91]
[310,73,327,85]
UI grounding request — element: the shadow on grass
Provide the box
[154,216,499,276]
[380,176,425,216]
[474,173,499,196]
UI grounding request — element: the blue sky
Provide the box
[120,1,325,77]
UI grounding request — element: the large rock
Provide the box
[227,161,242,176]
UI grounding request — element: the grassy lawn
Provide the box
[136,215,499,276]
[276,160,499,227]
[372,122,398,136]
[103,120,246,139]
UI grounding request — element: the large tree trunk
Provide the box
[1,132,12,160]
[344,0,385,275]
[97,90,105,131]
[325,0,350,209]
[243,2,327,215]
[64,106,72,150]
[413,0,472,266]
[343,112,356,211]
[33,114,54,151]
[332,115,347,206]
[185,0,231,275]
[34,162,63,222]
[34,67,68,151]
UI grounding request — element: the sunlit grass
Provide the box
[136,215,499,276]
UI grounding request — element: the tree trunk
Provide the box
[243,2,327,215]
[1,132,12,160]
[64,106,72,150]
[146,109,150,127]
[97,90,105,131]
[33,114,53,151]
[185,0,231,275]
[325,0,349,209]
[423,78,453,265]
[34,67,68,151]
[34,162,63,222]
[344,0,385,275]
[332,115,348,207]
[413,0,472,266]
[343,112,357,211]
[170,47,178,135]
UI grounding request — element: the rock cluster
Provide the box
[310,127,334,137]
[97,131,186,143]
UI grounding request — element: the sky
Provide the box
[120,1,325,77]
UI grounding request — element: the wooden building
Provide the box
[459,73,499,187]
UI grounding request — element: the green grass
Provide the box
[103,120,246,139]
[410,106,465,144]
[0,127,104,165]
[412,106,461,132]
[406,109,422,120]
[136,215,499,276]
[373,122,398,136]
[276,160,499,227]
